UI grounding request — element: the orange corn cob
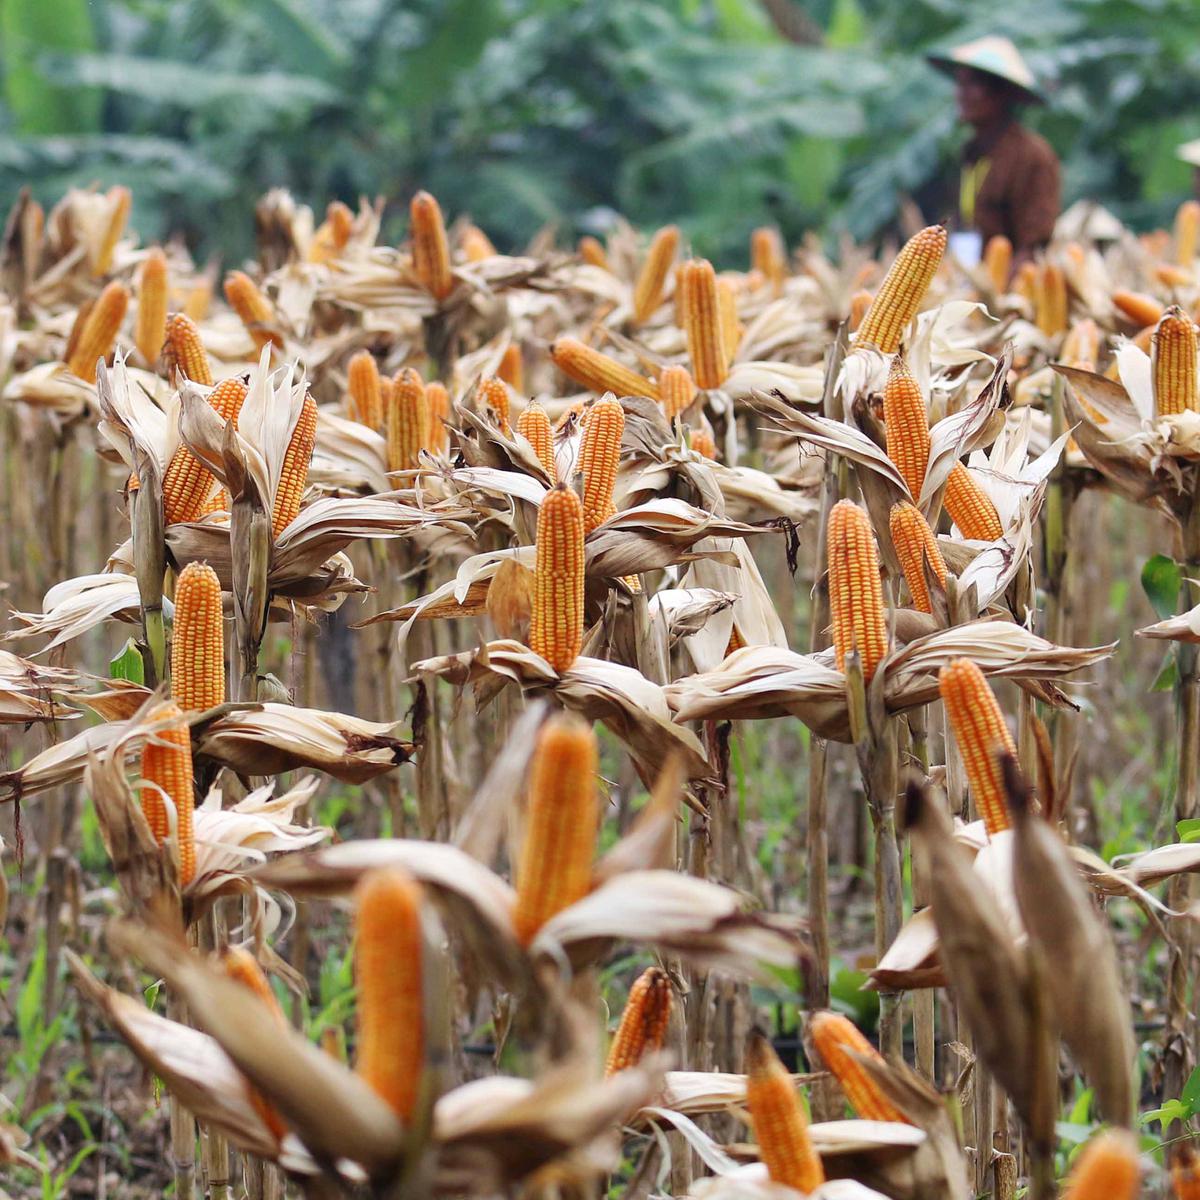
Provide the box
[170,562,224,713]
[426,382,450,454]
[1156,263,1193,288]
[387,368,429,473]
[827,499,888,682]
[889,502,947,615]
[659,364,697,421]
[183,278,212,323]
[140,702,195,885]
[164,313,214,386]
[939,658,1018,837]
[1172,1146,1200,1199]
[347,350,383,429]
[691,429,717,460]
[222,947,285,1023]
[517,401,555,478]
[529,485,585,672]
[1013,261,1038,304]
[94,185,131,276]
[1035,263,1068,337]
[67,280,128,383]
[461,223,496,262]
[224,270,281,351]
[307,200,354,264]
[943,463,1003,541]
[633,225,679,323]
[580,396,624,532]
[354,869,425,1119]
[848,289,873,332]
[605,967,672,1076]
[1062,318,1100,370]
[498,342,523,392]
[512,714,599,945]
[1112,289,1164,328]
[751,227,786,293]
[725,626,746,655]
[578,235,610,270]
[1152,307,1199,417]
[681,259,728,389]
[1178,200,1200,267]
[162,378,248,524]
[477,376,511,433]
[136,248,168,366]
[882,352,930,502]
[746,1031,825,1194]
[856,225,947,353]
[550,337,659,400]
[717,276,741,367]
[809,1011,911,1123]
[272,393,317,537]
[983,235,1012,293]
[410,190,454,301]
[1062,1130,1139,1200]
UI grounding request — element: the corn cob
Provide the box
[889,502,947,615]
[512,714,598,945]
[426,382,450,454]
[578,236,610,270]
[272,394,318,537]
[691,429,717,460]
[347,350,383,429]
[498,342,523,392]
[67,280,129,383]
[580,396,624,532]
[605,967,672,1075]
[222,946,285,1022]
[164,313,214,385]
[882,352,930,502]
[529,485,585,672]
[725,626,746,655]
[808,1011,911,1123]
[140,702,195,885]
[848,289,873,332]
[135,248,168,366]
[716,276,741,367]
[476,376,511,433]
[1112,289,1164,328]
[307,200,354,264]
[943,463,1003,541]
[659,365,697,421]
[1178,200,1200,267]
[1062,318,1100,370]
[856,225,947,353]
[550,336,659,400]
[745,1031,825,1194]
[750,226,786,294]
[633,225,680,323]
[1013,261,1038,304]
[95,185,131,276]
[1035,263,1068,337]
[1172,1146,1200,1199]
[354,869,425,1119]
[183,278,212,322]
[461,223,497,262]
[827,499,888,682]
[983,235,1012,293]
[681,259,729,389]
[410,190,454,301]
[224,270,281,351]
[170,562,224,713]
[673,261,688,327]
[1062,1130,1139,1200]
[517,401,556,478]
[387,368,430,473]
[162,378,248,524]
[1156,263,1193,288]
[939,658,1018,836]
[1152,307,1200,416]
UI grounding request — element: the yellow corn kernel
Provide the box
[550,336,659,401]
[716,276,741,367]
[94,185,131,276]
[746,1031,825,1194]
[580,396,624,532]
[461,223,497,262]
[517,401,556,479]
[410,190,454,301]
[135,248,168,367]
[633,225,680,324]
[170,562,225,713]
[889,502,947,615]
[659,365,697,421]
[529,484,585,672]
[140,702,195,885]
[498,342,523,392]
[1178,200,1200,267]
[1035,263,1068,337]
[387,368,429,473]
[183,278,212,323]
[827,499,888,683]
[1112,289,1163,328]
[578,235,610,270]
[162,378,248,524]
[856,225,947,353]
[691,429,717,460]
[477,376,511,434]
[848,289,873,332]
[939,658,1018,837]
[426,382,450,454]
[809,1011,910,1123]
[307,200,354,264]
[983,235,1012,293]
[512,715,598,945]
[272,394,318,537]
[681,259,728,389]
[354,869,425,1119]
[347,350,383,430]
[751,226,786,294]
[164,313,214,386]
[605,967,672,1076]
[1062,1131,1139,1200]
[224,271,281,351]
[882,352,930,503]
[943,463,1003,541]
[725,626,746,656]
[67,280,128,383]
[1152,307,1199,417]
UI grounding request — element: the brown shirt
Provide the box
[962,120,1061,252]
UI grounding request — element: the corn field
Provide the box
[2,184,1200,1200]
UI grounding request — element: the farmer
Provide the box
[926,36,1061,273]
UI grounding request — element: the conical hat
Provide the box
[927,36,1044,104]
[1177,139,1200,168]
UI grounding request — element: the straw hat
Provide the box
[927,36,1044,105]
[1177,139,1200,168]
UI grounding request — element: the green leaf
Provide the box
[1141,1098,1192,1127]
[1152,652,1178,693]
[1142,553,1183,620]
[109,639,145,685]
[1180,1064,1200,1111]
[828,0,866,48]
[1178,818,1200,843]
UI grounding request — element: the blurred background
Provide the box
[2,0,1199,264]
